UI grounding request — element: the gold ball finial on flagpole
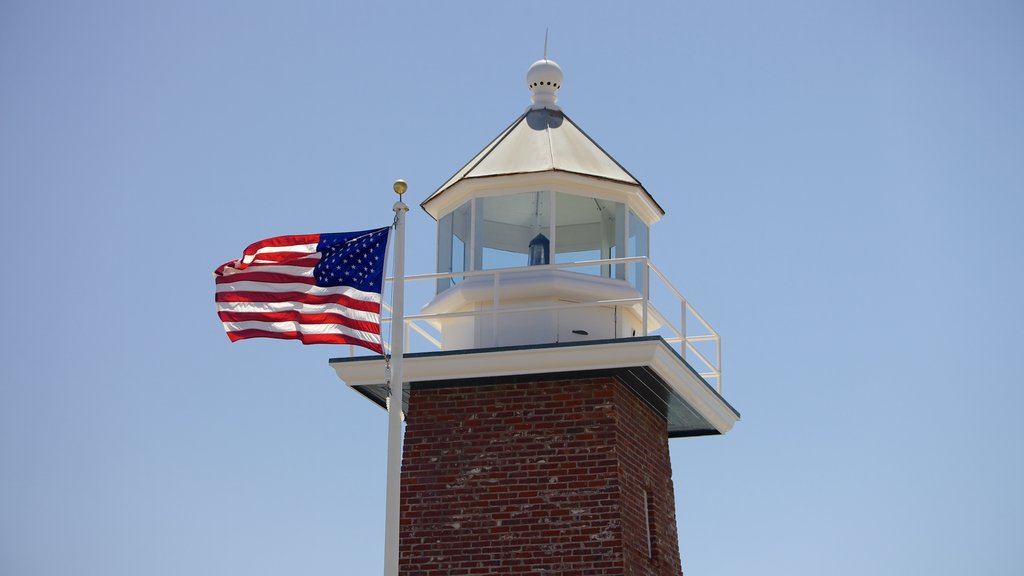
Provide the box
[393,179,408,197]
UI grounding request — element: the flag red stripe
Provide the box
[216,290,381,312]
[214,253,318,275]
[217,311,380,335]
[226,328,382,352]
[240,234,321,256]
[215,271,316,286]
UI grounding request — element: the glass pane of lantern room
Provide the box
[476,192,550,270]
[628,209,649,289]
[436,211,453,293]
[436,201,472,293]
[555,192,622,278]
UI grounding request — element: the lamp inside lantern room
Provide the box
[528,232,550,266]
[527,190,550,266]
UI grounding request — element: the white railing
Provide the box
[371,257,722,392]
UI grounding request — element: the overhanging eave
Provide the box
[329,337,739,437]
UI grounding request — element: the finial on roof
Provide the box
[527,47,562,111]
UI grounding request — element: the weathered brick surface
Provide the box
[399,377,682,575]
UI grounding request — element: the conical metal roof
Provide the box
[433,108,639,190]
[423,108,663,216]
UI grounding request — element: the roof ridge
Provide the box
[558,113,643,188]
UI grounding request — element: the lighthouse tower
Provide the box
[332,57,740,575]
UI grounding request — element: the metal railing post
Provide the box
[681,299,688,358]
[716,336,722,392]
[641,258,649,336]
[492,271,500,347]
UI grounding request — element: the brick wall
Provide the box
[399,376,682,576]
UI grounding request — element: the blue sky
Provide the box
[1,1,1022,575]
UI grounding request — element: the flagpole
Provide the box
[384,179,408,576]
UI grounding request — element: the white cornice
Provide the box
[420,171,665,227]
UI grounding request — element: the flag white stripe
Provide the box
[215,281,382,301]
[215,301,380,323]
[253,243,319,254]
[222,320,382,342]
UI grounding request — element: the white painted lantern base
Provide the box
[422,269,657,351]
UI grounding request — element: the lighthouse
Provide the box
[331,56,740,575]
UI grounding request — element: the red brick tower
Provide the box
[401,375,682,575]
[332,57,739,575]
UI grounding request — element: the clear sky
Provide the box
[2,1,1022,575]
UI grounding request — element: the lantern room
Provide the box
[420,58,667,350]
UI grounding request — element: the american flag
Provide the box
[214,227,391,353]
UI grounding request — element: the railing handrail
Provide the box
[376,256,722,392]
